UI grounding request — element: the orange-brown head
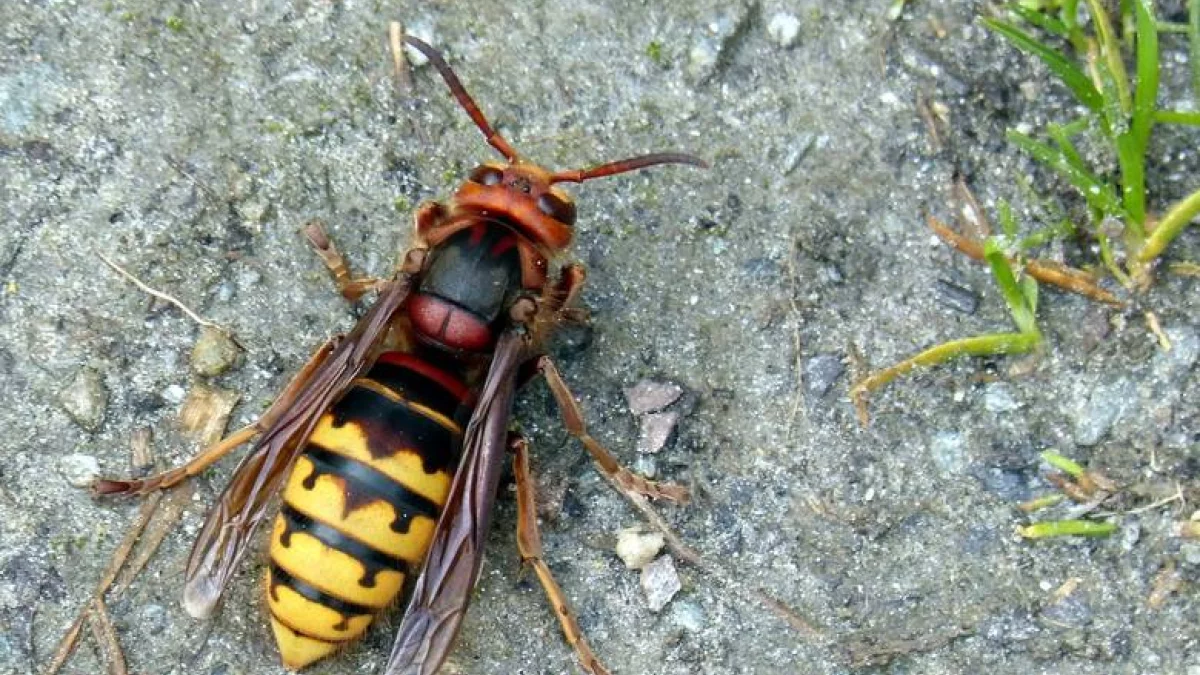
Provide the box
[404,35,706,256]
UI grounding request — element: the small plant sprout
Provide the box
[1016,450,1120,540]
[983,0,1200,289]
[850,202,1045,423]
[851,1,1200,422]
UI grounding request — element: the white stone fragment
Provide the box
[58,368,107,432]
[637,410,679,454]
[767,13,801,48]
[624,380,683,415]
[640,555,681,612]
[615,527,666,570]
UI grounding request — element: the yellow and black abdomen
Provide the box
[265,352,470,670]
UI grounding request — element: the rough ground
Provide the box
[2,1,1197,674]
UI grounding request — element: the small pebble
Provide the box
[933,278,980,315]
[804,353,844,399]
[766,12,801,48]
[637,411,678,454]
[58,453,101,487]
[640,555,681,612]
[163,384,186,404]
[983,382,1020,413]
[58,368,107,431]
[138,603,170,635]
[615,527,666,570]
[191,326,240,377]
[624,380,683,415]
[633,454,658,479]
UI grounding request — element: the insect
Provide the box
[92,35,704,675]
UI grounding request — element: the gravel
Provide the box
[3,1,1197,675]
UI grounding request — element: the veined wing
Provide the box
[383,328,531,675]
[182,275,413,618]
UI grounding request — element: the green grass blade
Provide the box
[1085,0,1133,115]
[1060,0,1087,51]
[985,239,1039,335]
[1155,110,1200,125]
[998,199,1019,238]
[1115,132,1147,230]
[1137,185,1200,264]
[1007,130,1126,218]
[1011,4,1071,36]
[1192,0,1200,106]
[1046,122,1088,174]
[983,17,1103,112]
[1020,275,1039,315]
[1041,450,1085,477]
[1130,0,1158,159]
[1019,519,1117,538]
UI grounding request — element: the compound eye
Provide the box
[468,165,504,186]
[537,192,577,226]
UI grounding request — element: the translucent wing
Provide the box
[383,329,531,675]
[181,275,413,618]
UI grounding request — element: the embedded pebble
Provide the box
[804,353,844,399]
[688,40,720,80]
[58,453,100,487]
[238,196,270,224]
[615,527,666,570]
[402,21,438,67]
[624,380,682,415]
[1072,377,1136,446]
[633,454,658,479]
[930,430,969,476]
[933,278,980,315]
[1119,519,1141,552]
[1040,595,1092,627]
[58,368,107,431]
[163,384,187,404]
[138,603,170,635]
[687,5,752,81]
[637,410,678,454]
[983,382,1020,413]
[640,555,681,612]
[669,600,706,632]
[766,12,801,48]
[190,326,240,377]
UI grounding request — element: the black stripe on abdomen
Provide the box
[268,562,373,619]
[301,446,440,533]
[367,360,462,420]
[279,504,410,583]
[328,385,460,474]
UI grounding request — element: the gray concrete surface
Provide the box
[2,1,1197,674]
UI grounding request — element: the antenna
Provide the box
[549,153,707,184]
[404,36,518,161]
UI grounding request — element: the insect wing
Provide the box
[182,275,413,619]
[383,329,529,675]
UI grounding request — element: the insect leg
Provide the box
[512,434,611,675]
[94,337,340,495]
[536,356,688,503]
[303,220,389,302]
[413,200,448,239]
